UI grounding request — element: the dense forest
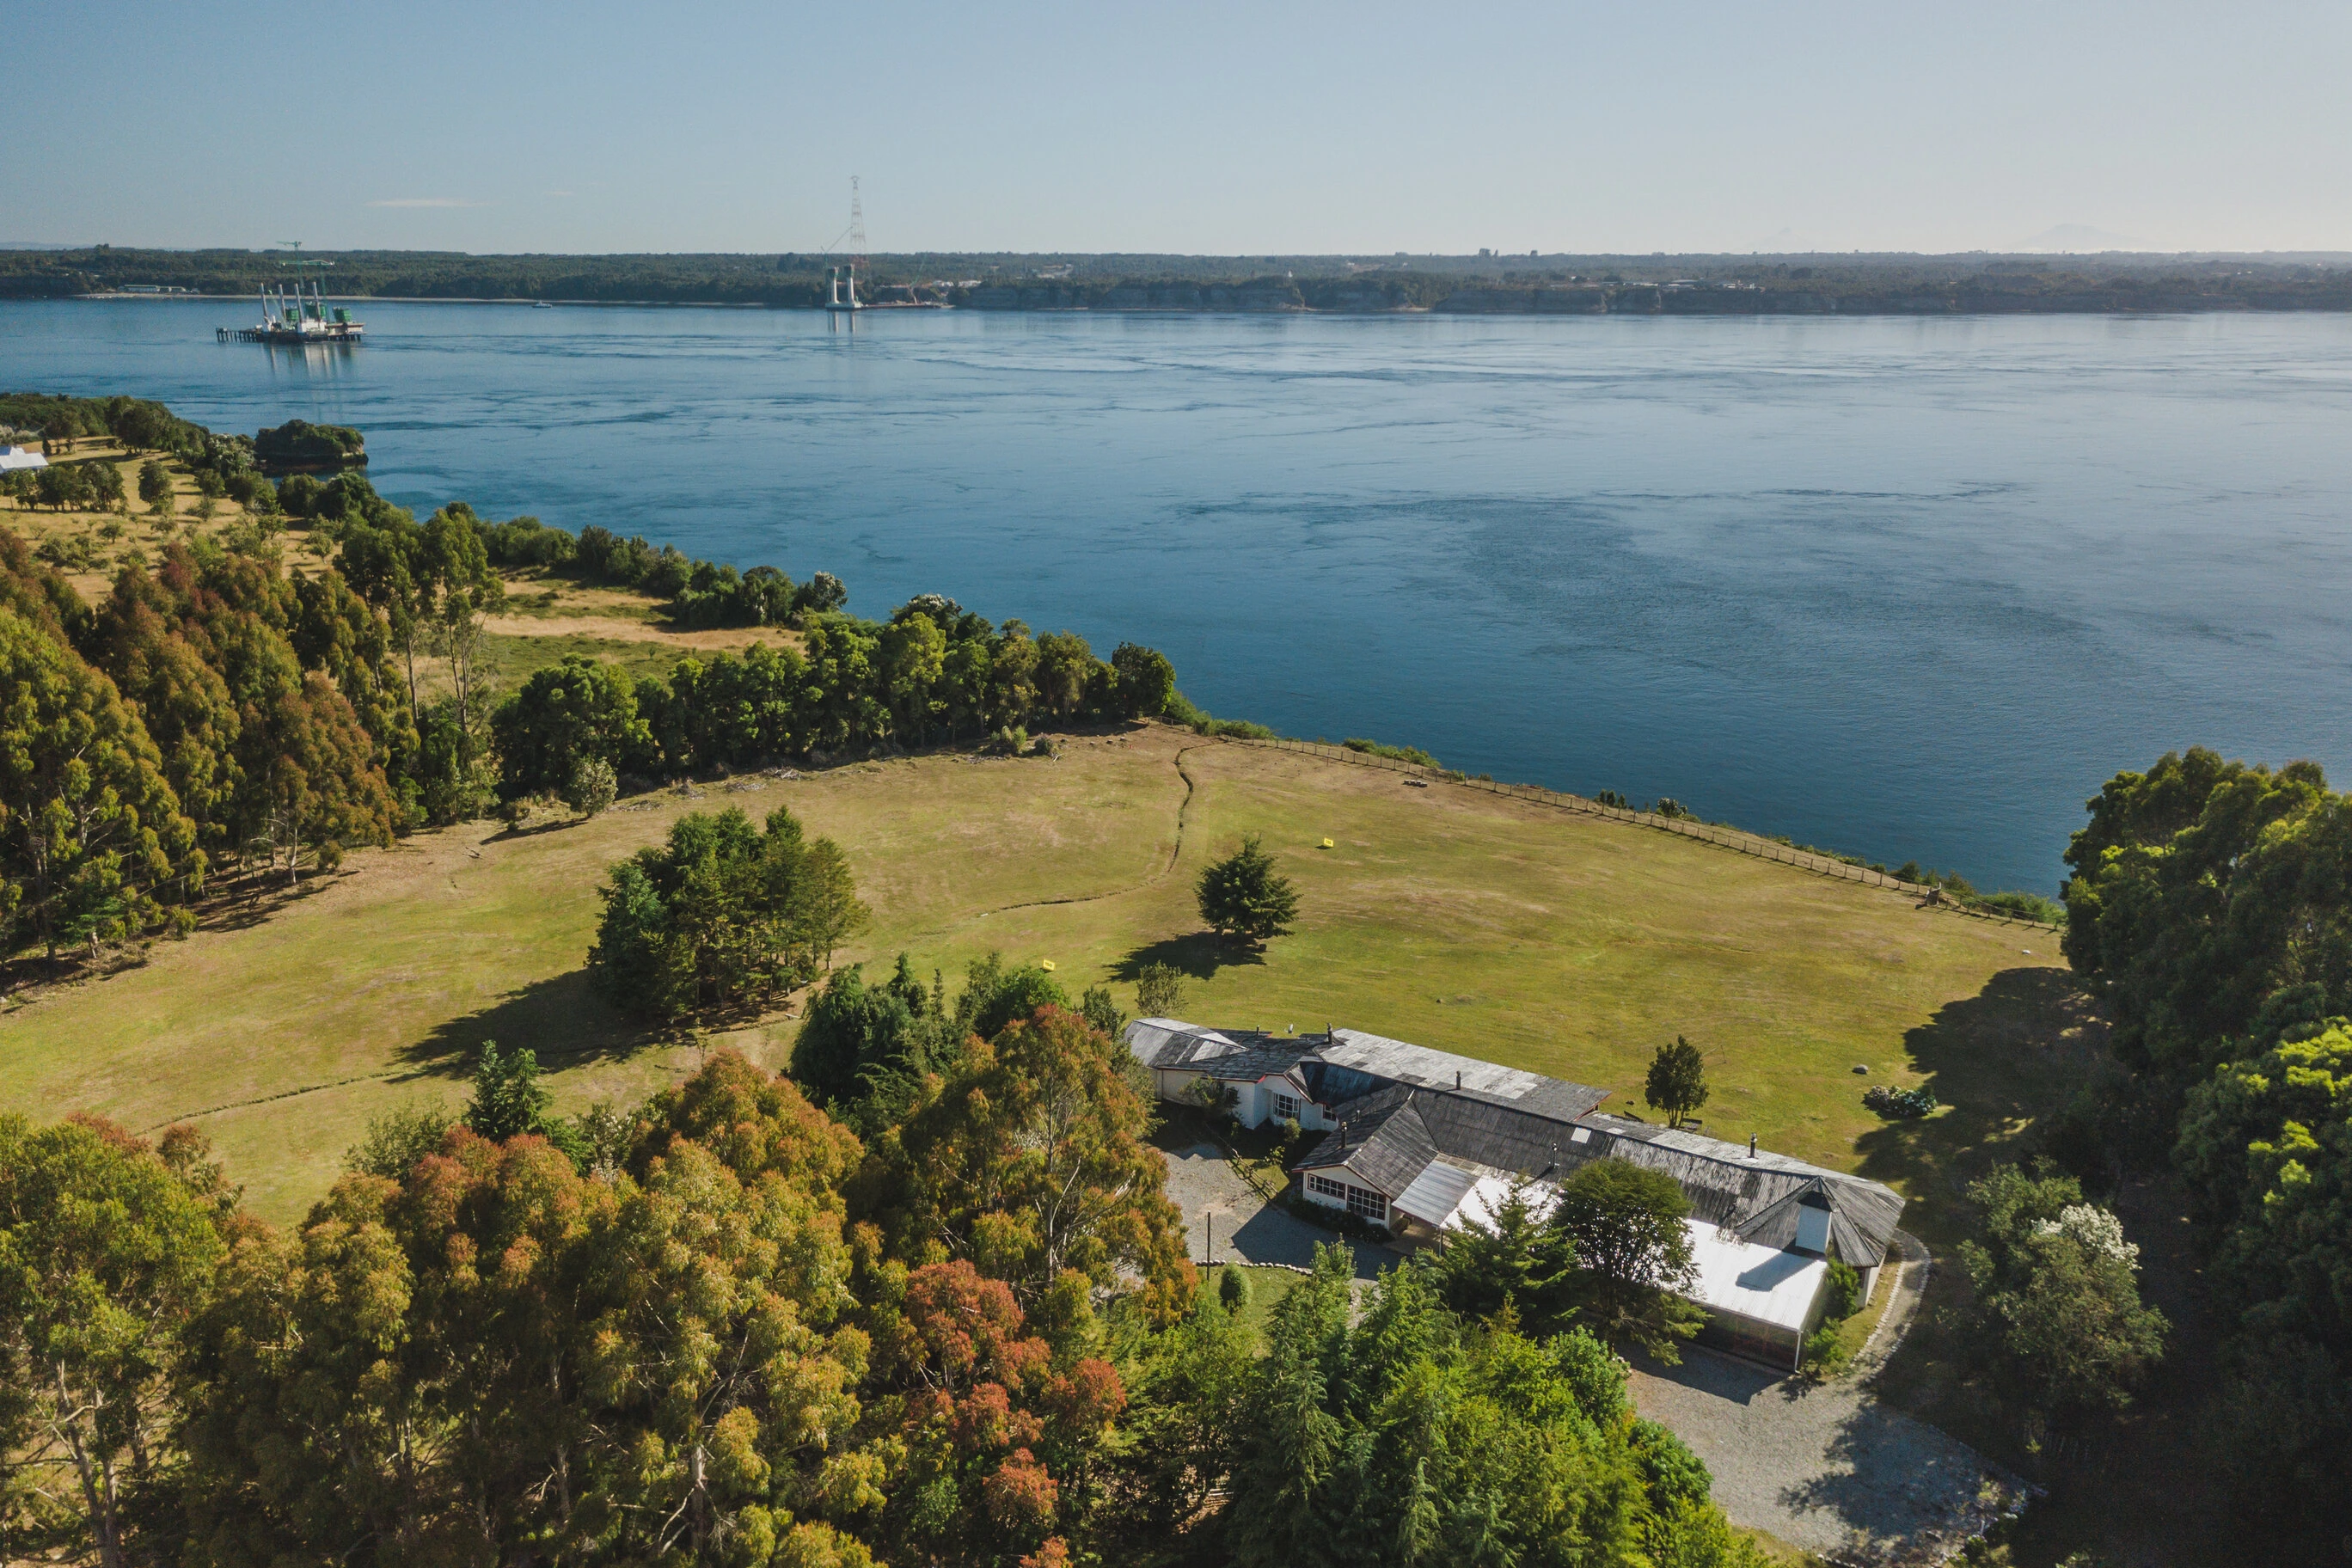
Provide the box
[4,245,2350,314]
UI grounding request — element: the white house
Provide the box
[0,444,49,473]
[1124,1017,1906,1370]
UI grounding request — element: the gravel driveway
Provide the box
[1158,1140,1394,1278]
[1627,1234,2025,1565]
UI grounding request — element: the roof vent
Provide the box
[1455,1070,1462,1089]
[1749,1134,1758,1158]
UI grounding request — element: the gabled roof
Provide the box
[1573,1114,1903,1265]
[1293,1095,1905,1267]
[1122,1018,1311,1082]
[1731,1174,1904,1265]
[1295,1086,1440,1197]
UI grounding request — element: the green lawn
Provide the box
[0,725,2091,1226]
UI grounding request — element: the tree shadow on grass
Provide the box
[393,968,661,1082]
[1112,932,1265,986]
[1853,965,2105,1225]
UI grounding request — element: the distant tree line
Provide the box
[10,247,2352,312]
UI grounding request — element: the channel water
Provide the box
[5,298,2349,891]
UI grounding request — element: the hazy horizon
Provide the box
[10,1,2349,257]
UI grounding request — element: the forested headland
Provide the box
[6,245,2351,315]
[0,392,1210,977]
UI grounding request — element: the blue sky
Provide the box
[9,0,2348,254]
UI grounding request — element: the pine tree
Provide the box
[1196,834,1300,947]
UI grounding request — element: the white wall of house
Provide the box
[1302,1170,1391,1226]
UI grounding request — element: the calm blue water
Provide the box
[6,298,2350,891]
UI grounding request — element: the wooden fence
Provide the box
[1223,735,2061,934]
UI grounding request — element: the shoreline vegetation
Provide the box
[0,388,2061,1001]
[8,245,2352,314]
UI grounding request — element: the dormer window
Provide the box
[1794,1188,1834,1254]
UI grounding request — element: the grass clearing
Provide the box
[0,724,2089,1227]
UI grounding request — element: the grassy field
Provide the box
[0,721,2090,1225]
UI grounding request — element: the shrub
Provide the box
[1864,1084,1939,1118]
[1217,1265,1252,1313]
[564,756,618,818]
[1341,736,1439,768]
[344,1103,456,1179]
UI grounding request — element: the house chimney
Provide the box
[1749,1134,1757,1158]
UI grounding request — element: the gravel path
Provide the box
[1158,1141,1395,1278]
[1628,1232,2025,1565]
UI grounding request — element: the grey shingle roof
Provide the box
[1123,1019,1312,1082]
[1131,1016,1903,1266]
[1296,1096,1904,1267]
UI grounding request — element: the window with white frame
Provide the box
[1271,1091,1302,1122]
[1305,1173,1385,1222]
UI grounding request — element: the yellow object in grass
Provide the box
[1320,837,1335,848]
[1039,959,1057,971]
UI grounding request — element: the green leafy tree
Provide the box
[589,806,866,1019]
[463,1040,554,1142]
[1033,630,1095,719]
[179,1057,875,1568]
[81,459,126,513]
[971,963,1069,1040]
[562,755,617,818]
[1134,959,1187,1019]
[342,1102,456,1179]
[0,605,202,960]
[861,1004,1194,1321]
[490,654,648,801]
[1080,983,1126,1041]
[1643,1036,1710,1128]
[881,609,947,744]
[1110,642,1176,719]
[790,957,941,1110]
[2057,747,2352,1533]
[1430,1179,1578,1332]
[1218,1242,1717,1568]
[1552,1159,1705,1361]
[1959,1164,2167,1440]
[1196,833,1300,947]
[0,1114,228,1568]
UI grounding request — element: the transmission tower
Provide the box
[848,176,867,279]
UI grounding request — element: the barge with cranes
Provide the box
[218,278,364,345]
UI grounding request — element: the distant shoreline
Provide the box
[52,291,2352,318]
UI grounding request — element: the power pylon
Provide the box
[848,176,867,279]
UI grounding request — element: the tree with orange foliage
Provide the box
[857,1004,1195,1326]
[867,1259,1124,1566]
